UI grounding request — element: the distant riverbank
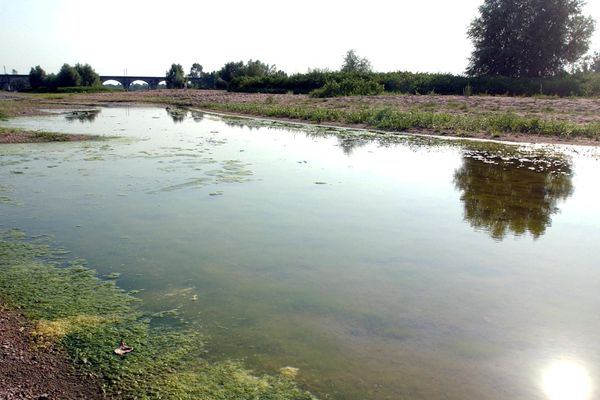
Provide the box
[2,90,600,145]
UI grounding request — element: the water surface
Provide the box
[1,107,599,400]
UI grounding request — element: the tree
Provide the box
[55,63,81,87]
[29,65,46,89]
[189,63,203,78]
[467,0,596,77]
[217,59,279,85]
[340,50,372,74]
[244,59,277,77]
[165,64,185,89]
[75,63,100,86]
[218,61,246,83]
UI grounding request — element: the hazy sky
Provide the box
[1,0,600,77]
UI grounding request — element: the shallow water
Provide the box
[1,106,600,400]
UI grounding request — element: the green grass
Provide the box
[0,230,315,400]
[197,102,600,139]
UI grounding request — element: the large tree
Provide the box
[340,50,372,74]
[75,63,100,86]
[467,0,595,77]
[189,63,203,78]
[55,64,81,87]
[29,65,46,89]
[165,64,185,89]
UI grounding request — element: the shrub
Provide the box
[309,77,384,98]
[582,73,600,96]
[225,70,591,97]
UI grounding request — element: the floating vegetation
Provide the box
[64,109,101,123]
[0,230,315,399]
[0,127,104,143]
[280,366,300,379]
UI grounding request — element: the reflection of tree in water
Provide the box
[65,109,100,123]
[453,151,573,240]
[165,107,188,123]
[336,136,369,156]
[191,111,204,122]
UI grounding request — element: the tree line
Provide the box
[28,64,100,90]
[16,0,600,96]
[165,0,599,97]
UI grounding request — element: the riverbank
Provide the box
[2,90,599,145]
[0,230,315,399]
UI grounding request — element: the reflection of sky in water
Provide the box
[1,107,599,400]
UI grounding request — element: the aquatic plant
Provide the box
[0,231,315,399]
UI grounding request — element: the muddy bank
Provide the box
[0,305,102,400]
[0,128,101,143]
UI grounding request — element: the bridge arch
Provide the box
[129,80,150,91]
[101,79,125,89]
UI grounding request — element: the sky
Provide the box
[1,0,600,77]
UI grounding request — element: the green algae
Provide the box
[0,127,104,142]
[0,230,315,400]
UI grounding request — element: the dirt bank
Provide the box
[0,305,102,400]
[0,128,100,144]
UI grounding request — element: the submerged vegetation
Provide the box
[0,231,315,399]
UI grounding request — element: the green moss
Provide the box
[0,230,315,399]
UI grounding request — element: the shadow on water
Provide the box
[453,150,574,240]
[64,109,101,123]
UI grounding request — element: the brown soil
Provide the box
[0,305,102,400]
[60,90,600,123]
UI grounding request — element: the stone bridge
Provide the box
[1,74,201,91]
[0,74,28,91]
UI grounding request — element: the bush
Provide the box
[582,73,600,96]
[225,70,592,97]
[310,77,384,97]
